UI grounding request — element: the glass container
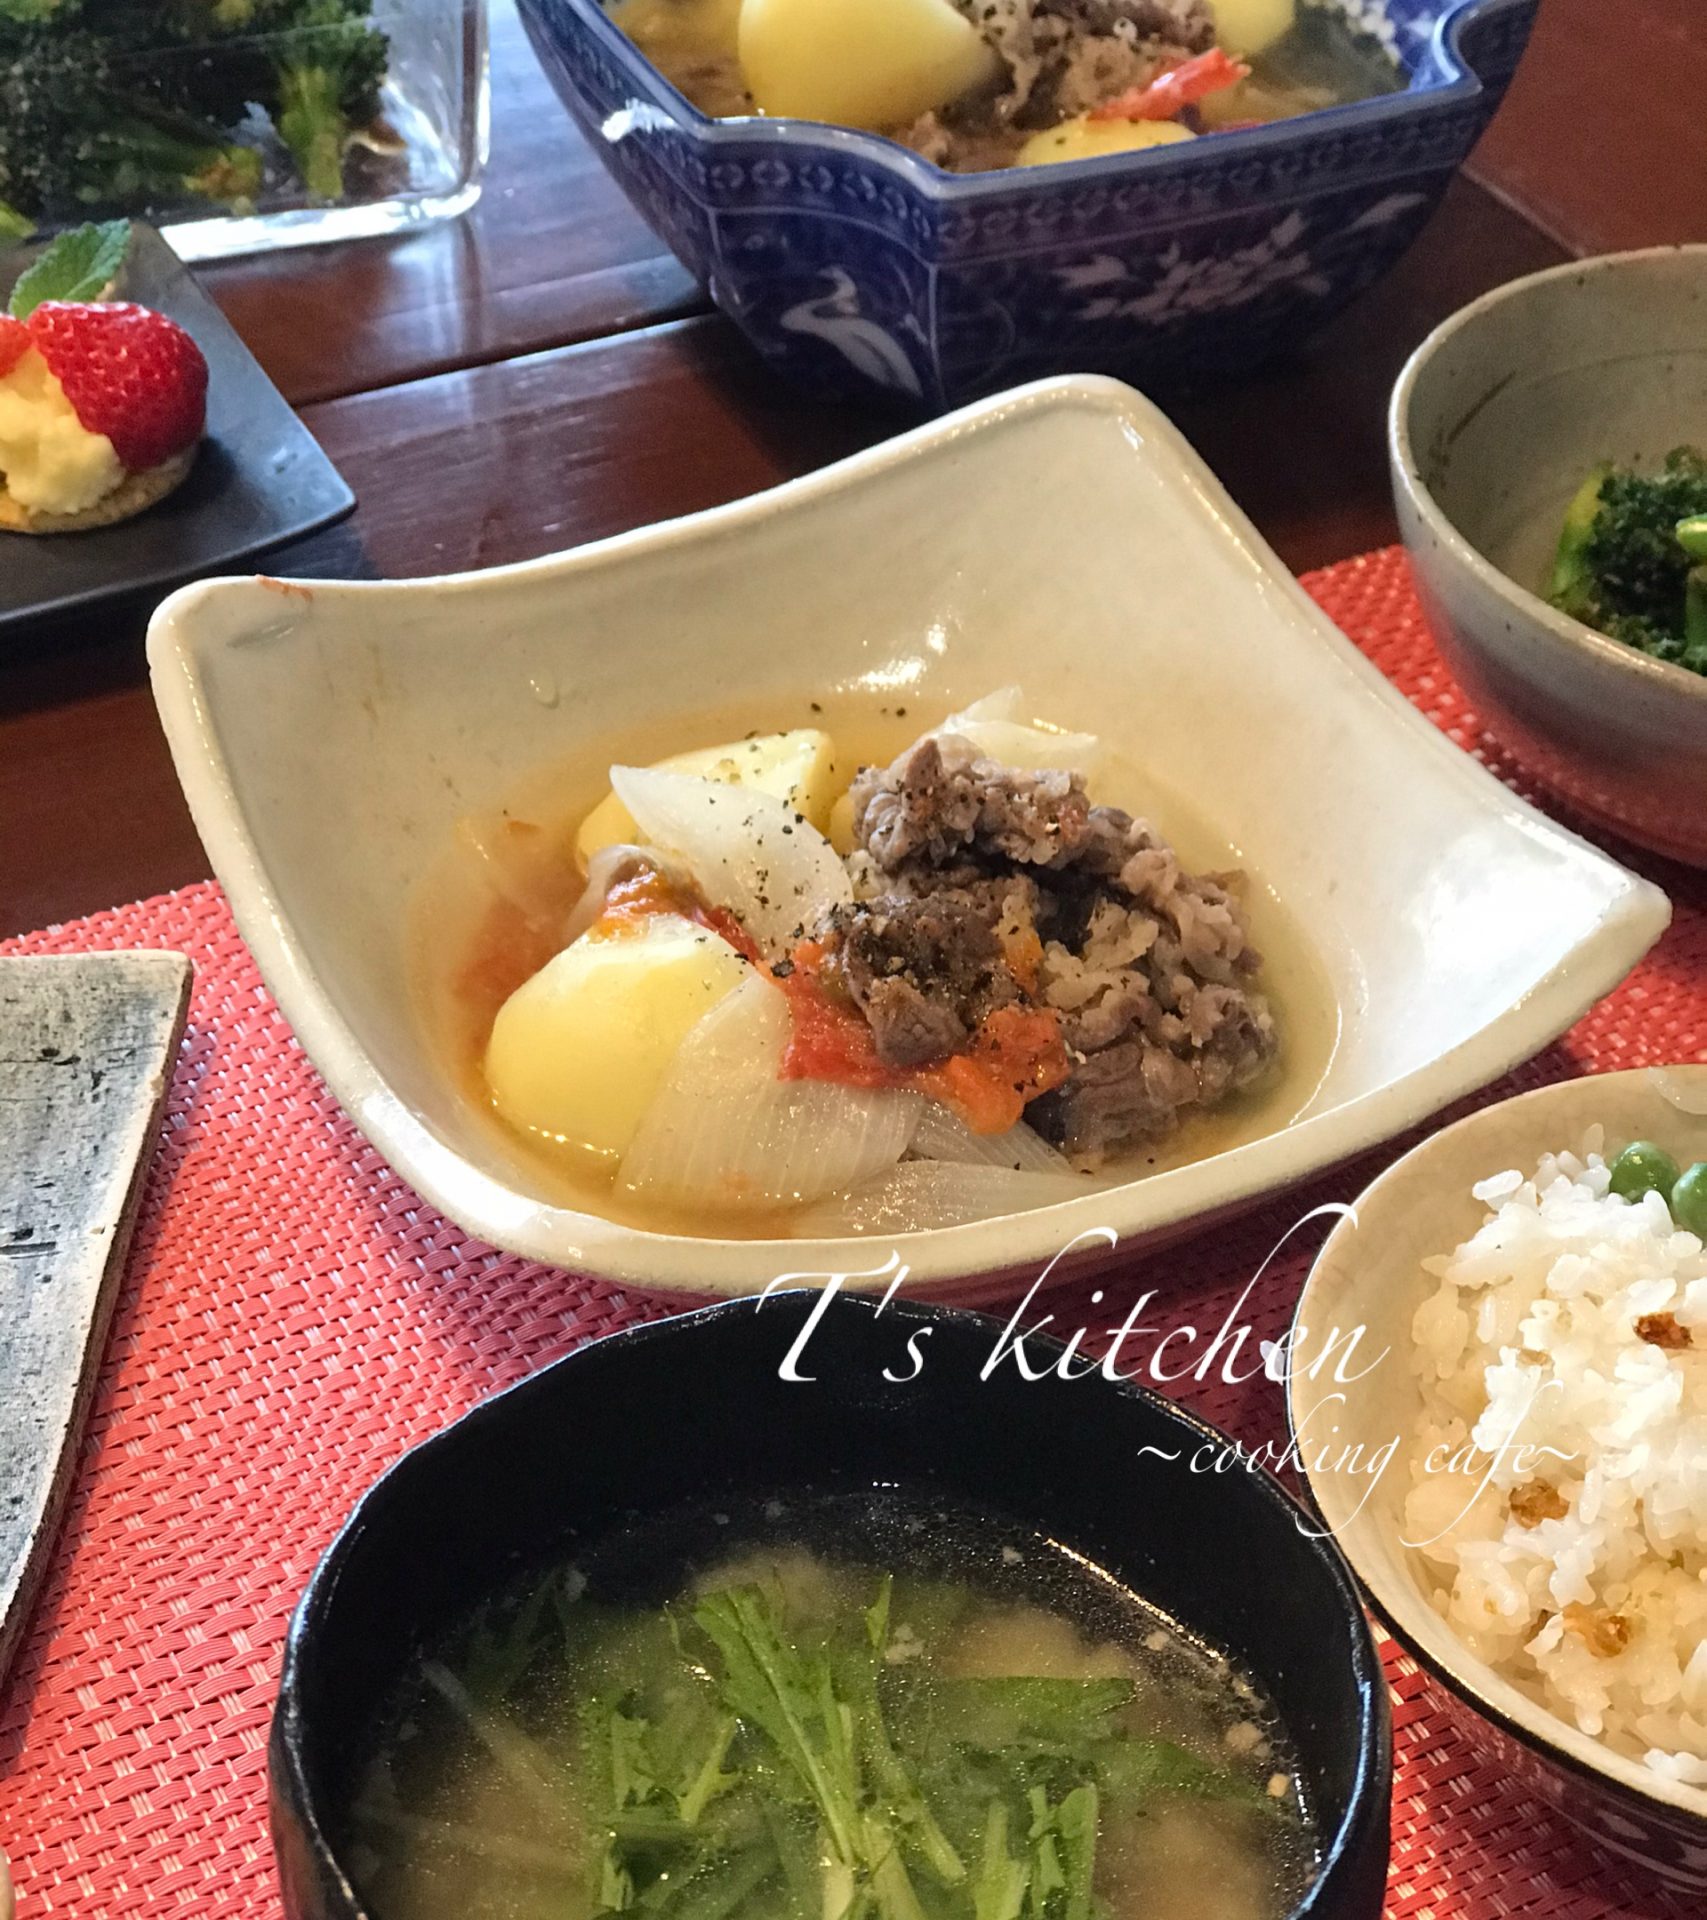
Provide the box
[2,0,488,262]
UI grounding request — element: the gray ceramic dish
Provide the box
[1389,246,1707,866]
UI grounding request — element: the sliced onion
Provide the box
[611,766,852,958]
[619,975,919,1213]
[792,1160,1089,1235]
[561,843,697,945]
[909,1102,1074,1174]
[943,688,1022,726]
[936,688,1101,774]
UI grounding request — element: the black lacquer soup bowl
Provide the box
[270,1293,1393,1920]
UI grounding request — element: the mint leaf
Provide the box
[9,221,131,319]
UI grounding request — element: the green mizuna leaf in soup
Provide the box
[9,219,131,318]
[972,1802,1030,1920]
[1045,1784,1097,1920]
[912,1676,1135,1754]
[691,1585,865,1861]
[1014,1783,1099,1920]
[672,1714,739,1825]
[609,1708,660,1810]
[887,1575,975,1652]
[1096,1733,1269,1807]
[866,1572,893,1652]
[458,1580,558,1705]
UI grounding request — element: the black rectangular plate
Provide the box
[0,224,355,635]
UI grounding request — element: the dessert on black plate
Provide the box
[0,223,208,536]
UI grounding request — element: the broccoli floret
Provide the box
[1548,447,1707,675]
[150,0,387,200]
[0,0,387,224]
[0,19,263,227]
[273,0,389,200]
[75,105,265,210]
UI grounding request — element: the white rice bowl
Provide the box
[1406,1127,1707,1798]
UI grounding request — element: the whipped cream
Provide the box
[0,348,123,514]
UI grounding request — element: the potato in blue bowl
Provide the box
[514,0,1537,408]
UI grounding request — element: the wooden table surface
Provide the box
[1,0,1702,939]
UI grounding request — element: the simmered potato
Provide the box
[827,788,858,857]
[485,914,750,1168]
[1209,0,1296,55]
[1017,115,1195,166]
[576,727,840,867]
[737,0,1001,131]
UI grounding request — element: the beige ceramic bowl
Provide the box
[1291,1066,1707,1885]
[148,378,1668,1300]
[1391,246,1707,866]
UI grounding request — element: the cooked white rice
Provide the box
[1405,1127,1707,1794]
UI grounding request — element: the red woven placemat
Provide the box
[2,546,1703,1920]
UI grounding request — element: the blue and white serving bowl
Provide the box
[517,0,1537,409]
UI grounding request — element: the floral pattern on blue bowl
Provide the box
[517,0,1538,409]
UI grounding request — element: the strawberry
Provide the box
[0,316,29,381]
[24,302,207,473]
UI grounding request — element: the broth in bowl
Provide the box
[609,0,1403,174]
[344,1494,1315,1920]
[411,691,1338,1238]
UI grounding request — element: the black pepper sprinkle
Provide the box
[810,702,823,713]
[772,958,796,979]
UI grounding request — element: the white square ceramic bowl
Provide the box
[147,377,1669,1300]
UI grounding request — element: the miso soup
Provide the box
[346,1495,1316,1920]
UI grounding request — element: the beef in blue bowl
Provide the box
[516,0,1537,408]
